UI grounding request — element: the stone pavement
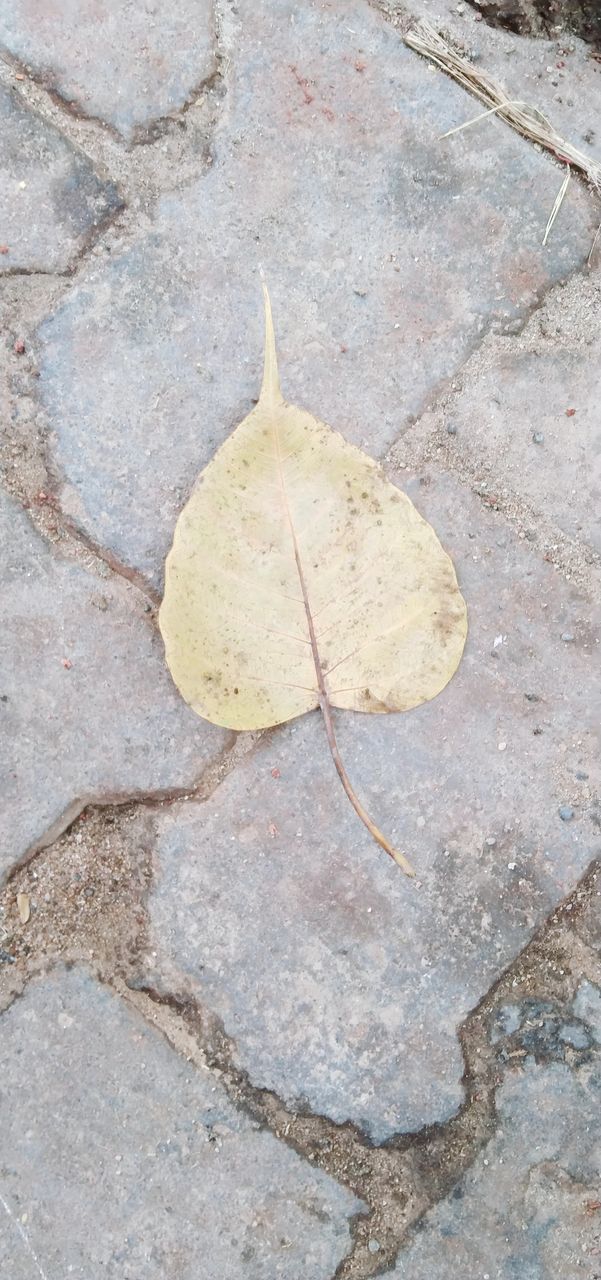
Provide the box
[1,0,600,1276]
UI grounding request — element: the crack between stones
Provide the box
[1,266,72,280]
[366,0,601,479]
[1,1,234,595]
[382,250,597,455]
[385,402,601,590]
[44,501,163,608]
[1,727,263,886]
[379,266,601,589]
[0,0,226,149]
[119,857,601,1278]
[4,482,162,610]
[1,361,162,608]
[2,3,600,1269]
[3,833,598,1279]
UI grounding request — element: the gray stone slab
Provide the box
[35,0,597,589]
[405,273,601,555]
[0,968,359,1278]
[0,1201,42,1280]
[573,979,601,1041]
[145,469,601,1141]
[0,0,215,141]
[391,1023,601,1275]
[0,84,121,274]
[0,490,228,881]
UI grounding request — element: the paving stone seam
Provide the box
[6,320,596,624]
[35,498,163,608]
[391,431,601,589]
[0,186,127,279]
[3,0,596,612]
[122,860,601,1278]
[0,3,231,244]
[123,857,601,1278]
[385,371,601,594]
[0,468,163,641]
[382,265,593,445]
[6,281,595,633]
[0,66,128,276]
[2,757,599,1279]
[2,728,259,884]
[3,327,164,607]
[0,0,225,147]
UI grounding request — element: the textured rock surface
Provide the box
[0,490,228,880]
[0,0,216,140]
[35,0,596,589]
[144,469,601,1141]
[0,83,121,274]
[0,969,360,1278]
[391,1013,601,1276]
[403,273,601,554]
[3,0,601,1265]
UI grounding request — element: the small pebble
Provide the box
[498,742,507,752]
[485,837,496,847]
[446,422,458,435]
[575,770,589,781]
[559,805,574,822]
[561,632,575,643]
[525,692,540,703]
[13,338,25,355]
[532,431,544,445]
[367,1240,381,1254]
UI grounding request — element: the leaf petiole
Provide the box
[318,692,416,877]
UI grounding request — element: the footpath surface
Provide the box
[1,1,600,1275]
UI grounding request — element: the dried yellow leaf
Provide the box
[160,288,467,874]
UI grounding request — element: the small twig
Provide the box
[318,692,415,876]
[439,99,529,140]
[588,219,601,267]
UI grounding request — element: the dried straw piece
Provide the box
[543,165,570,246]
[405,21,601,253]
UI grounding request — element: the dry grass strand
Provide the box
[405,21,601,252]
